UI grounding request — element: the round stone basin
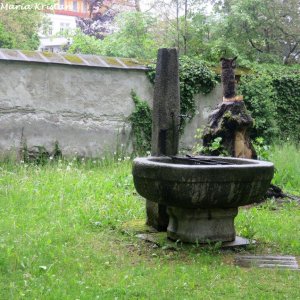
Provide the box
[132,156,274,243]
[133,156,274,209]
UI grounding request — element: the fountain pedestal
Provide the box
[167,207,238,243]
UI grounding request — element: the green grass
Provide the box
[0,146,299,299]
[270,143,300,195]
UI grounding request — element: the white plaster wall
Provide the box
[0,60,220,157]
[43,13,77,35]
[0,61,153,157]
[179,85,222,150]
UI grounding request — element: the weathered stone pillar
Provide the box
[151,48,180,156]
[146,48,180,231]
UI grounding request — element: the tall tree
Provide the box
[101,11,159,58]
[212,0,300,63]
[0,0,49,50]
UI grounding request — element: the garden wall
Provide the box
[0,49,220,157]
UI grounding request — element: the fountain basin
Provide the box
[132,156,274,243]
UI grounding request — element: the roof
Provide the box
[0,48,149,70]
[39,37,70,47]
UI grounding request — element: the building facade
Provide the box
[39,0,135,52]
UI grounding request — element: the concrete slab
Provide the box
[234,255,299,270]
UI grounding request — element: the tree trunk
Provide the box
[134,0,141,12]
[176,0,180,52]
[183,0,188,55]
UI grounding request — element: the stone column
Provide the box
[146,48,181,231]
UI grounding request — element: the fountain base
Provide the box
[146,199,169,231]
[167,207,238,243]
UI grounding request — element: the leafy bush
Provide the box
[239,65,300,143]
[238,73,278,142]
[273,75,300,142]
[68,31,103,55]
[252,137,271,161]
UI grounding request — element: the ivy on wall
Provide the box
[129,57,217,154]
[147,56,217,129]
[129,90,152,155]
[239,66,300,143]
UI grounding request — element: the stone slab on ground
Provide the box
[136,233,253,249]
[234,255,299,270]
[122,219,254,249]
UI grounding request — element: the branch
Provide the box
[248,39,264,53]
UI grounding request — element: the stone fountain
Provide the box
[132,49,274,244]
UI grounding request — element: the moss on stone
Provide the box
[63,54,84,64]
[121,219,154,234]
[41,51,55,58]
[102,57,122,66]
[120,58,141,67]
[82,56,103,66]
[20,50,38,57]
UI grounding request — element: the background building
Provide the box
[39,0,135,53]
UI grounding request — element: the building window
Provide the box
[44,47,54,53]
[73,0,77,11]
[41,18,53,36]
[83,0,87,12]
[60,23,70,35]
[60,23,65,35]
[59,0,64,9]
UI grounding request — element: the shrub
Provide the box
[238,73,278,142]
[239,65,300,143]
[273,75,300,142]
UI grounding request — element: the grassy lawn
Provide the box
[0,145,299,299]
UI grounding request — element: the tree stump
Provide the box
[202,57,256,159]
[202,101,257,159]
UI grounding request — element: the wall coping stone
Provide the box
[0,48,150,70]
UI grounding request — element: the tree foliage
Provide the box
[101,12,159,58]
[210,0,300,64]
[0,23,14,49]
[239,65,300,142]
[0,0,48,50]
[76,0,116,40]
[239,73,278,141]
[68,30,103,54]
[70,12,160,59]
